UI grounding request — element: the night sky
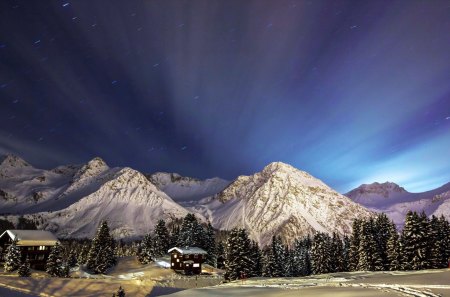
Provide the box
[1,0,449,193]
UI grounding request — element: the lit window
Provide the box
[193,263,200,268]
[171,263,174,266]
[174,254,177,258]
[38,246,46,251]
[177,259,179,263]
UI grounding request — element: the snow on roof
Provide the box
[168,247,207,255]
[0,230,58,246]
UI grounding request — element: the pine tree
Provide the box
[249,240,263,277]
[138,234,155,264]
[283,246,294,277]
[216,241,226,269]
[401,211,429,270]
[153,220,170,257]
[18,256,31,277]
[204,222,217,266]
[330,232,343,272]
[77,243,90,265]
[386,223,402,271]
[341,235,351,272]
[436,216,450,268]
[374,213,392,270]
[178,214,199,247]
[357,218,383,271]
[263,235,284,277]
[46,242,64,277]
[67,249,78,267]
[310,232,332,274]
[86,221,116,274]
[224,228,253,280]
[4,239,21,272]
[169,225,180,248]
[349,219,362,271]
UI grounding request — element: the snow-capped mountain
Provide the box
[147,172,230,205]
[0,155,193,238]
[345,182,450,226]
[189,162,372,246]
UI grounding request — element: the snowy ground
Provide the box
[163,269,450,297]
[0,256,223,297]
[1,257,448,297]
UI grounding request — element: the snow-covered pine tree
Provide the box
[86,221,116,274]
[169,225,180,248]
[4,239,21,272]
[216,241,226,269]
[436,215,450,268]
[386,223,402,271]
[224,228,253,280]
[330,232,343,272]
[401,211,429,270]
[18,256,31,277]
[204,222,217,266]
[341,235,351,272]
[46,242,63,277]
[374,213,392,270]
[245,240,262,277]
[349,219,362,271]
[77,243,90,265]
[138,234,154,264]
[265,235,284,277]
[178,213,199,247]
[429,215,441,269]
[310,232,332,275]
[357,218,383,271]
[153,220,170,257]
[283,246,294,277]
[67,249,78,267]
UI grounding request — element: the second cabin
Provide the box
[168,246,207,275]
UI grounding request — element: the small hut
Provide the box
[168,246,207,275]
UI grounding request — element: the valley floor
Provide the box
[0,257,449,297]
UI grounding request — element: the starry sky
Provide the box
[1,0,449,193]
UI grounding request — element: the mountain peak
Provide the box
[346,181,407,199]
[0,154,31,168]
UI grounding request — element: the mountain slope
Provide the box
[345,182,450,225]
[0,155,195,239]
[147,172,229,205]
[189,162,372,245]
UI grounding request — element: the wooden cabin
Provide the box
[0,230,59,270]
[168,246,207,275]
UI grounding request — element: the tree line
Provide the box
[223,211,450,280]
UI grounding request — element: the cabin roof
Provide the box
[168,246,207,255]
[0,230,58,246]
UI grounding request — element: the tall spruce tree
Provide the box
[46,242,64,277]
[178,213,200,247]
[401,211,429,270]
[386,223,402,271]
[349,219,362,271]
[4,239,21,272]
[204,222,217,266]
[374,213,392,270]
[341,235,351,272]
[86,221,116,274]
[330,232,344,272]
[138,234,155,264]
[153,220,170,257]
[263,235,285,277]
[310,232,332,274]
[224,228,253,280]
[357,218,383,271]
[216,241,226,269]
[249,240,263,277]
